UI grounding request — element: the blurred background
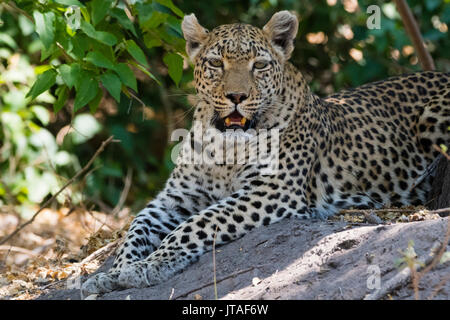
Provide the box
[1,0,449,219]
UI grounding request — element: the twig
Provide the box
[123,88,151,122]
[364,242,438,300]
[110,167,133,217]
[340,207,450,215]
[212,225,219,300]
[38,240,121,291]
[172,266,265,300]
[85,206,115,232]
[417,218,450,278]
[126,89,147,110]
[433,144,450,161]
[84,196,114,214]
[426,207,450,215]
[394,0,435,71]
[413,217,450,299]
[364,218,449,300]
[79,239,121,265]
[427,274,450,300]
[0,245,38,257]
[0,136,116,245]
[1,1,34,22]
[340,208,416,214]
[410,155,442,190]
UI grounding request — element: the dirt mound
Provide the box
[37,217,449,300]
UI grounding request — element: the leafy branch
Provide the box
[10,0,186,114]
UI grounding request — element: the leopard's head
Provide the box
[182,11,298,132]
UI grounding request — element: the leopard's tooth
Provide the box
[225,117,231,126]
[240,117,247,125]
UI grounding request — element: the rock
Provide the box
[36,217,450,300]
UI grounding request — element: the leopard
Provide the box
[82,11,450,295]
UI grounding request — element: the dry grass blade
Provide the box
[212,224,219,300]
[110,167,133,217]
[172,266,260,300]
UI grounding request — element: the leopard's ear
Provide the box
[182,14,209,61]
[263,11,298,60]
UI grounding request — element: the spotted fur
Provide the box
[82,11,450,295]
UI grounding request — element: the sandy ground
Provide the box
[36,216,449,300]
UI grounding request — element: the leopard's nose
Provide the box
[225,92,248,104]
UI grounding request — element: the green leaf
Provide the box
[0,33,17,49]
[91,0,111,26]
[136,2,154,27]
[54,0,85,7]
[101,71,122,102]
[33,11,55,48]
[163,53,183,86]
[70,35,89,59]
[143,34,162,48]
[89,86,103,113]
[142,11,168,30]
[94,31,117,46]
[155,0,184,17]
[80,7,91,23]
[59,63,80,89]
[114,63,137,91]
[54,86,69,112]
[80,20,117,46]
[129,61,160,85]
[166,15,183,38]
[126,40,149,67]
[40,43,59,62]
[27,69,57,100]
[59,64,72,88]
[19,15,35,36]
[85,51,115,69]
[74,77,99,111]
[110,8,137,36]
[35,65,53,75]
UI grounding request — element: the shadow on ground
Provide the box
[36,217,449,300]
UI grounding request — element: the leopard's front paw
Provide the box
[118,260,171,289]
[81,272,120,297]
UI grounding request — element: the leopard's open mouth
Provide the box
[214,110,254,132]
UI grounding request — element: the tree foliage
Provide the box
[0,0,449,214]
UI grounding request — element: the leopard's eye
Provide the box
[253,61,269,70]
[208,58,223,68]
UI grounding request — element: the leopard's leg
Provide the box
[81,170,218,295]
[115,186,310,289]
[81,197,183,295]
